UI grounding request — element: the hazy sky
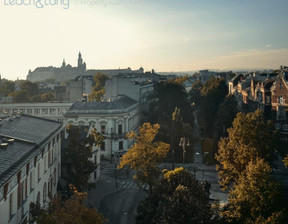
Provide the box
[0,0,288,80]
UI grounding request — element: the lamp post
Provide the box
[179,137,191,167]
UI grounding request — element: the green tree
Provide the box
[149,82,194,123]
[216,109,280,188]
[65,125,103,191]
[0,80,15,96]
[213,95,238,138]
[41,92,56,102]
[9,90,30,102]
[20,80,39,96]
[189,80,202,107]
[30,94,42,102]
[222,159,287,224]
[118,123,170,194]
[136,167,218,224]
[199,77,228,131]
[30,186,107,224]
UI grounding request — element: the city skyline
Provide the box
[0,0,288,80]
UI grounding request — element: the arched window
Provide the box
[78,121,85,126]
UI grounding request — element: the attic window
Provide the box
[280,83,283,90]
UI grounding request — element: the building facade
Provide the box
[0,114,63,224]
[0,102,73,122]
[105,75,154,103]
[63,96,141,160]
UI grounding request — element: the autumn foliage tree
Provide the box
[30,185,107,224]
[136,168,219,224]
[118,123,170,194]
[222,159,287,224]
[89,73,109,102]
[216,109,280,188]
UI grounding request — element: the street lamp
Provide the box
[179,137,191,167]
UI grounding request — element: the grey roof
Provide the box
[0,115,62,144]
[65,96,139,115]
[0,114,62,187]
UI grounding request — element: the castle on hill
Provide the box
[27,52,144,82]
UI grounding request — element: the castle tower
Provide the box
[78,52,83,68]
[62,58,66,67]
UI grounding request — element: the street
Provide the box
[99,186,147,224]
[89,161,148,224]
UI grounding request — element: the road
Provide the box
[99,186,147,224]
[93,162,148,224]
[192,110,228,203]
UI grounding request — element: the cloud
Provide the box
[193,48,288,70]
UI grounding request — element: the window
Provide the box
[17,182,22,209]
[36,192,40,204]
[118,124,123,134]
[101,125,106,134]
[275,123,281,130]
[44,156,47,173]
[94,156,97,164]
[50,108,56,115]
[279,108,286,117]
[48,150,51,167]
[100,142,105,151]
[119,141,123,151]
[283,124,288,131]
[42,108,48,115]
[280,83,283,90]
[94,171,97,179]
[43,183,47,203]
[27,109,32,114]
[30,172,33,192]
[9,192,13,219]
[34,109,40,115]
[279,96,283,105]
[58,163,61,178]
[24,178,27,199]
[37,164,40,182]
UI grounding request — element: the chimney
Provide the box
[0,143,8,149]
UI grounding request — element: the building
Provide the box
[105,75,154,104]
[228,67,288,137]
[0,114,63,224]
[27,52,143,83]
[63,95,141,160]
[0,102,73,122]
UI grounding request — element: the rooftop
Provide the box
[65,95,139,115]
[0,114,62,187]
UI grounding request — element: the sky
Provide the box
[0,0,288,80]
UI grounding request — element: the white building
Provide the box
[0,102,73,122]
[105,75,154,104]
[63,95,141,160]
[0,114,63,224]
